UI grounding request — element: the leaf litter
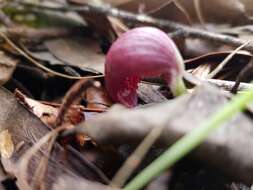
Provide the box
[1,0,253,190]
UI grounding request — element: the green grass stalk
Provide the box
[124,87,253,190]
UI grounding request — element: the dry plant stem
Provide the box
[55,79,99,127]
[111,125,165,188]
[20,1,253,53]
[0,32,104,80]
[207,41,252,79]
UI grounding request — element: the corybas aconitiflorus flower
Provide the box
[105,27,186,107]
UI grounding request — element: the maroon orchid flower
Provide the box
[105,27,186,107]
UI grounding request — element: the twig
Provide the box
[231,61,253,93]
[207,79,253,91]
[19,1,253,53]
[183,71,253,91]
[54,79,100,127]
[207,41,252,79]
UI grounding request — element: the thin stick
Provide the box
[207,79,253,91]
[207,40,252,79]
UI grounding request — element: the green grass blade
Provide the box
[124,88,253,190]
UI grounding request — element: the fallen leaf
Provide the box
[45,37,105,73]
[14,90,105,146]
[15,89,86,125]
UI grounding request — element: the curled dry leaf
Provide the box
[0,130,14,159]
[15,90,105,146]
[15,90,85,127]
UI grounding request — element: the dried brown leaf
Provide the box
[15,90,85,127]
[45,37,105,73]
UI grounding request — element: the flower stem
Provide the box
[170,76,187,96]
[124,85,253,190]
